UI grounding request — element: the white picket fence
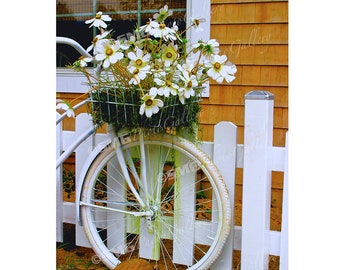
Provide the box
[56,90,288,269]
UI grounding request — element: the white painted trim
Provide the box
[56,68,90,93]
[186,0,211,97]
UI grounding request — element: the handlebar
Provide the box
[56,36,92,58]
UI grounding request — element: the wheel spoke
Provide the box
[80,201,151,217]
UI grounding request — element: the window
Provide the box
[57,1,186,67]
[56,0,210,96]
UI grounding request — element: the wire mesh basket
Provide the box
[88,86,202,132]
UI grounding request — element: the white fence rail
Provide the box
[56,90,288,269]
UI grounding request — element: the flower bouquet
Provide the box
[59,5,237,135]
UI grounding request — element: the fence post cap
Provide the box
[245,90,274,100]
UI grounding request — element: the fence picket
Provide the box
[75,113,93,248]
[107,158,127,254]
[211,122,237,270]
[173,152,196,266]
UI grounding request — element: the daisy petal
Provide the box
[145,108,153,118]
[139,104,145,115]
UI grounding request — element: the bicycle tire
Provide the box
[80,131,231,269]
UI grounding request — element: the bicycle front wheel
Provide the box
[80,131,231,269]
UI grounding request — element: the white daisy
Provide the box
[180,70,198,91]
[206,55,237,83]
[85,11,112,29]
[73,55,93,68]
[154,78,179,97]
[178,69,198,103]
[127,47,151,71]
[86,30,111,53]
[139,91,164,118]
[139,19,159,34]
[153,5,173,22]
[95,40,124,69]
[150,21,177,41]
[190,17,206,32]
[128,66,151,85]
[178,60,201,76]
[193,39,220,59]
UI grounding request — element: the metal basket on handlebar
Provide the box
[88,85,202,132]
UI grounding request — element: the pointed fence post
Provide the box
[211,122,237,270]
[241,90,274,269]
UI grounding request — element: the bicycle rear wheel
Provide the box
[80,131,231,269]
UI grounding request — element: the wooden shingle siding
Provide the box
[203,85,288,106]
[201,0,288,146]
[219,44,288,65]
[211,24,288,45]
[211,1,288,23]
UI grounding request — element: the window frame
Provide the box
[56,0,210,97]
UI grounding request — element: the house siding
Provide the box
[200,0,288,146]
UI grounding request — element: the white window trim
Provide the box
[56,0,210,97]
[186,0,211,97]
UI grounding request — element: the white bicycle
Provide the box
[57,37,232,270]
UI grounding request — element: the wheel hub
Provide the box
[146,204,160,232]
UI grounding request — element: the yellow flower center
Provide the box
[135,59,143,66]
[134,69,140,74]
[160,23,166,29]
[166,80,172,87]
[154,64,160,70]
[106,48,113,56]
[187,81,192,88]
[95,14,101,19]
[145,99,153,106]
[214,62,221,70]
[166,52,173,59]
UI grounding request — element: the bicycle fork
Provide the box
[110,128,156,229]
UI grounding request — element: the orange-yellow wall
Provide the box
[201,0,288,147]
